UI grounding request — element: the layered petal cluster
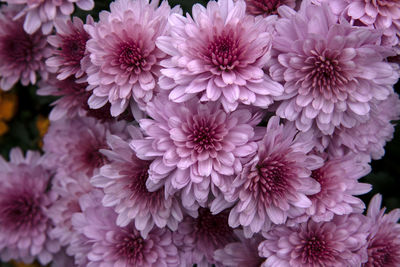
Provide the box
[84,0,176,116]
[214,230,264,267]
[0,148,60,265]
[227,116,323,236]
[173,208,236,266]
[42,116,127,176]
[157,0,284,112]
[259,214,370,266]
[131,96,260,208]
[91,126,184,238]
[269,2,399,135]
[2,0,94,34]
[244,0,296,16]
[46,16,93,80]
[364,194,400,266]
[324,0,400,46]
[0,6,53,90]
[70,190,180,266]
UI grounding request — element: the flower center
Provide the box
[84,145,108,170]
[367,235,400,266]
[115,232,145,264]
[194,208,234,247]
[0,194,42,232]
[61,30,89,65]
[208,34,240,71]
[118,42,146,73]
[309,168,325,199]
[302,235,328,263]
[3,32,34,63]
[245,0,282,15]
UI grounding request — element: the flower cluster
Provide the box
[0,0,400,266]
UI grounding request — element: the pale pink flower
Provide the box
[363,194,400,266]
[70,190,180,267]
[46,16,93,80]
[259,214,370,266]
[0,5,53,90]
[214,230,264,267]
[244,0,296,16]
[0,148,60,265]
[84,0,176,116]
[130,96,260,209]
[91,126,184,238]
[157,0,283,112]
[173,208,236,267]
[269,2,399,135]
[2,0,94,34]
[227,116,323,236]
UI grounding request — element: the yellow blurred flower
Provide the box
[0,90,18,136]
[36,115,50,148]
[10,260,41,267]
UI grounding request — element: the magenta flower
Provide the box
[0,148,60,265]
[2,0,94,34]
[302,154,371,223]
[227,116,322,236]
[84,0,176,116]
[43,116,127,177]
[244,0,296,16]
[91,126,184,238]
[0,6,53,90]
[70,190,180,266]
[214,230,264,267]
[259,214,370,266]
[156,0,283,112]
[269,2,399,135]
[46,16,93,80]
[173,208,236,266]
[130,96,260,209]
[364,194,400,266]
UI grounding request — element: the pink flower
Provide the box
[214,230,264,267]
[269,2,399,135]
[91,126,184,238]
[156,0,283,112]
[46,16,93,80]
[363,194,400,266]
[130,96,260,209]
[3,0,94,34]
[84,0,176,116]
[302,154,371,222]
[227,116,323,236]
[70,190,180,267]
[42,116,128,177]
[0,148,60,265]
[244,0,296,16]
[324,0,400,47]
[0,5,53,90]
[259,214,370,266]
[173,208,236,266]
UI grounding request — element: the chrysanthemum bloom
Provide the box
[300,154,371,223]
[42,116,127,177]
[321,93,400,160]
[226,116,322,236]
[91,126,184,238]
[244,0,296,16]
[130,96,260,209]
[156,0,284,112]
[46,16,93,80]
[259,213,370,266]
[0,6,53,90]
[84,0,177,117]
[363,194,400,266]
[0,148,60,265]
[319,0,400,47]
[214,230,264,267]
[173,208,237,267]
[37,76,90,121]
[268,2,399,135]
[2,0,94,34]
[71,190,180,267]
[47,171,93,248]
